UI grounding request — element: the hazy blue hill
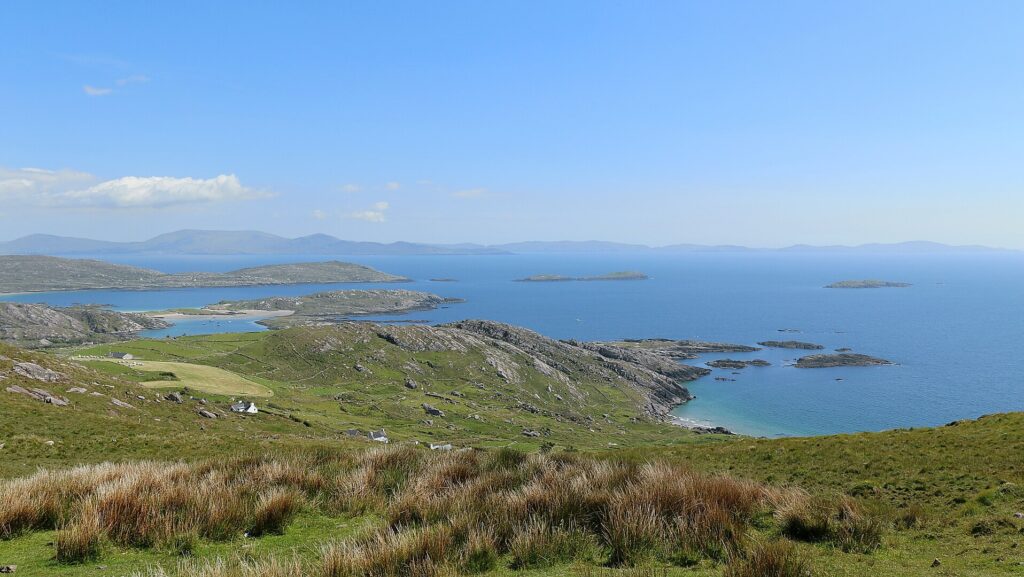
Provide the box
[0,230,1015,256]
[0,234,124,254]
[0,230,507,256]
[494,240,651,253]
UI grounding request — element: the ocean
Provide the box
[4,252,1023,438]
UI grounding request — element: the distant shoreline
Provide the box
[149,309,296,321]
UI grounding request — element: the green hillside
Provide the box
[0,325,1021,577]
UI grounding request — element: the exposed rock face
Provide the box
[758,340,824,350]
[0,303,169,347]
[445,320,706,418]
[422,403,446,417]
[13,362,65,382]
[111,398,136,410]
[795,353,893,368]
[6,384,70,406]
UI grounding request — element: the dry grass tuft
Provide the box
[55,501,103,564]
[724,540,812,577]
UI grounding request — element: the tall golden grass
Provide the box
[0,446,886,573]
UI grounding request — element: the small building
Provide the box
[108,352,134,360]
[230,401,258,414]
[368,429,389,443]
[429,443,453,451]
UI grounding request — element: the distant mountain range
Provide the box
[0,230,1015,256]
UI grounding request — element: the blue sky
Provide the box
[2,1,1023,247]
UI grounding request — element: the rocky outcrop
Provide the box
[13,362,65,382]
[6,384,69,406]
[444,320,705,418]
[795,353,893,368]
[0,303,169,347]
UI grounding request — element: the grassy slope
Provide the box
[81,358,275,397]
[2,332,1023,576]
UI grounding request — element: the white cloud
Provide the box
[83,85,112,96]
[346,201,390,223]
[0,167,94,196]
[340,183,361,193]
[116,74,149,86]
[0,167,267,209]
[385,181,401,191]
[312,209,328,220]
[452,187,488,199]
[60,174,264,208]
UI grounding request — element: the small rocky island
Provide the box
[600,338,760,360]
[825,280,912,289]
[757,340,824,350]
[794,353,892,368]
[516,271,649,282]
[706,359,771,369]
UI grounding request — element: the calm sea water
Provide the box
[4,252,1024,437]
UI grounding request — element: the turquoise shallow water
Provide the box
[4,252,1024,437]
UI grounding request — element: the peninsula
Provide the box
[825,279,912,289]
[161,289,463,329]
[0,255,407,293]
[516,271,649,282]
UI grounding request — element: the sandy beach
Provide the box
[148,309,296,321]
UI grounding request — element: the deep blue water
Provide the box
[4,252,1024,437]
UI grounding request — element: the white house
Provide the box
[230,401,258,414]
[429,443,453,451]
[368,429,389,443]
[108,352,134,360]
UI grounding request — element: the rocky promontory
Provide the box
[0,303,169,347]
[794,353,893,368]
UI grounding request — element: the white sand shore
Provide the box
[148,309,295,321]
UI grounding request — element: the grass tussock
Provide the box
[2,445,894,572]
[54,501,103,563]
[724,540,813,577]
[775,492,885,552]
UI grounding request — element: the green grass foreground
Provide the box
[1,330,1023,576]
